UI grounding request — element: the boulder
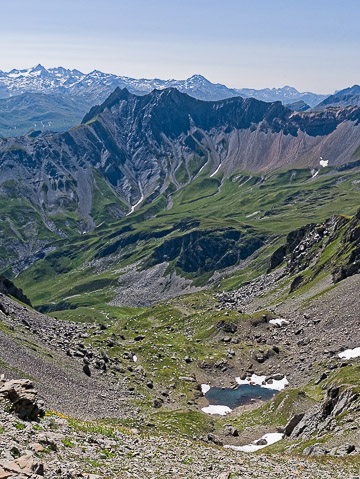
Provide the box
[255,438,267,445]
[153,398,163,408]
[0,379,45,420]
[83,364,91,377]
[207,433,223,446]
[0,454,44,476]
[225,426,238,437]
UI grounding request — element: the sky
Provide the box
[1,0,359,93]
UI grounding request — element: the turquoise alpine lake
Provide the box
[205,384,278,409]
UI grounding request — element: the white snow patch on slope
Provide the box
[126,183,144,216]
[201,384,211,394]
[236,374,288,391]
[338,347,360,359]
[246,211,260,218]
[269,318,289,327]
[201,405,231,415]
[224,432,283,452]
[210,163,221,177]
[320,157,328,167]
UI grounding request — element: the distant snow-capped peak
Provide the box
[0,65,329,106]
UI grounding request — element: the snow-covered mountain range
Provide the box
[0,64,328,105]
[0,65,332,136]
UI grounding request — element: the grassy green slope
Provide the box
[14,165,360,311]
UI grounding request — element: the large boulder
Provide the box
[0,378,45,420]
[0,454,44,477]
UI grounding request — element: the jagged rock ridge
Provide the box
[1,87,360,274]
[1,87,360,223]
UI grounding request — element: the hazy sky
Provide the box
[1,0,359,93]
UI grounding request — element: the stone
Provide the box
[217,473,230,479]
[153,398,163,408]
[335,443,355,455]
[315,372,327,385]
[207,433,223,446]
[0,379,45,420]
[83,364,91,377]
[284,413,305,436]
[0,470,12,479]
[1,454,44,476]
[179,376,196,382]
[255,438,267,445]
[30,442,45,453]
[101,350,109,362]
[225,426,238,437]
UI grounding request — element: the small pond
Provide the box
[205,384,277,409]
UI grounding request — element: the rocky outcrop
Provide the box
[268,208,360,288]
[0,454,44,478]
[332,208,360,282]
[0,275,31,306]
[0,378,45,420]
[285,385,359,455]
[147,228,264,275]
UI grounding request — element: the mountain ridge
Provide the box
[314,84,360,110]
[0,64,332,137]
[0,64,328,104]
[1,86,360,275]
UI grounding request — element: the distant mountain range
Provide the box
[313,85,360,110]
[0,65,330,136]
[0,64,328,104]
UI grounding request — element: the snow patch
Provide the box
[210,163,221,177]
[311,169,319,178]
[246,211,260,218]
[338,347,360,359]
[201,405,231,415]
[269,318,289,327]
[224,432,283,452]
[319,157,328,167]
[127,183,144,216]
[201,384,211,394]
[236,373,288,391]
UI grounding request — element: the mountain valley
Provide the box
[0,82,360,478]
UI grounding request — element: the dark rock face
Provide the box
[147,228,264,275]
[284,413,305,436]
[0,275,31,306]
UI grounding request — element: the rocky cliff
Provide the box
[268,208,360,290]
[1,87,360,275]
[1,87,360,228]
